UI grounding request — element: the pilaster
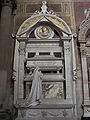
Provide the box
[80,43,90,118]
[64,41,72,101]
[80,44,89,101]
[18,42,26,99]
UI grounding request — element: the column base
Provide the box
[82,117,90,120]
[82,100,90,119]
[0,109,12,120]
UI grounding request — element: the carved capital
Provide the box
[64,45,70,54]
[19,42,25,55]
[1,0,17,10]
[80,45,87,56]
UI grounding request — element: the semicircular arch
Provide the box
[79,19,90,42]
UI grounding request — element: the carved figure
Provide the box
[84,9,90,19]
[41,0,47,13]
[26,66,43,106]
[41,26,48,36]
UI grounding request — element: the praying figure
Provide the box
[25,66,43,107]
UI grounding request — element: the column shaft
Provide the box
[0,5,13,108]
[80,44,89,101]
[64,41,72,101]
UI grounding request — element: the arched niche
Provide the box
[78,9,90,118]
[79,18,90,42]
[13,1,77,120]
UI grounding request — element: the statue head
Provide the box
[42,26,47,33]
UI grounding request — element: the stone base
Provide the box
[82,117,90,120]
[15,104,76,120]
[16,117,76,120]
[0,109,12,120]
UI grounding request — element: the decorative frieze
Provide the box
[16,108,73,119]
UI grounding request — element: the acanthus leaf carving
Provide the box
[19,42,26,55]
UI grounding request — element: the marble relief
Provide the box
[25,82,64,99]
[42,82,64,99]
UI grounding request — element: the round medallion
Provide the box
[34,26,54,39]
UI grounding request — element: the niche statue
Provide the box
[26,66,43,106]
[17,67,43,107]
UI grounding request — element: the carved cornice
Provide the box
[1,0,17,10]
